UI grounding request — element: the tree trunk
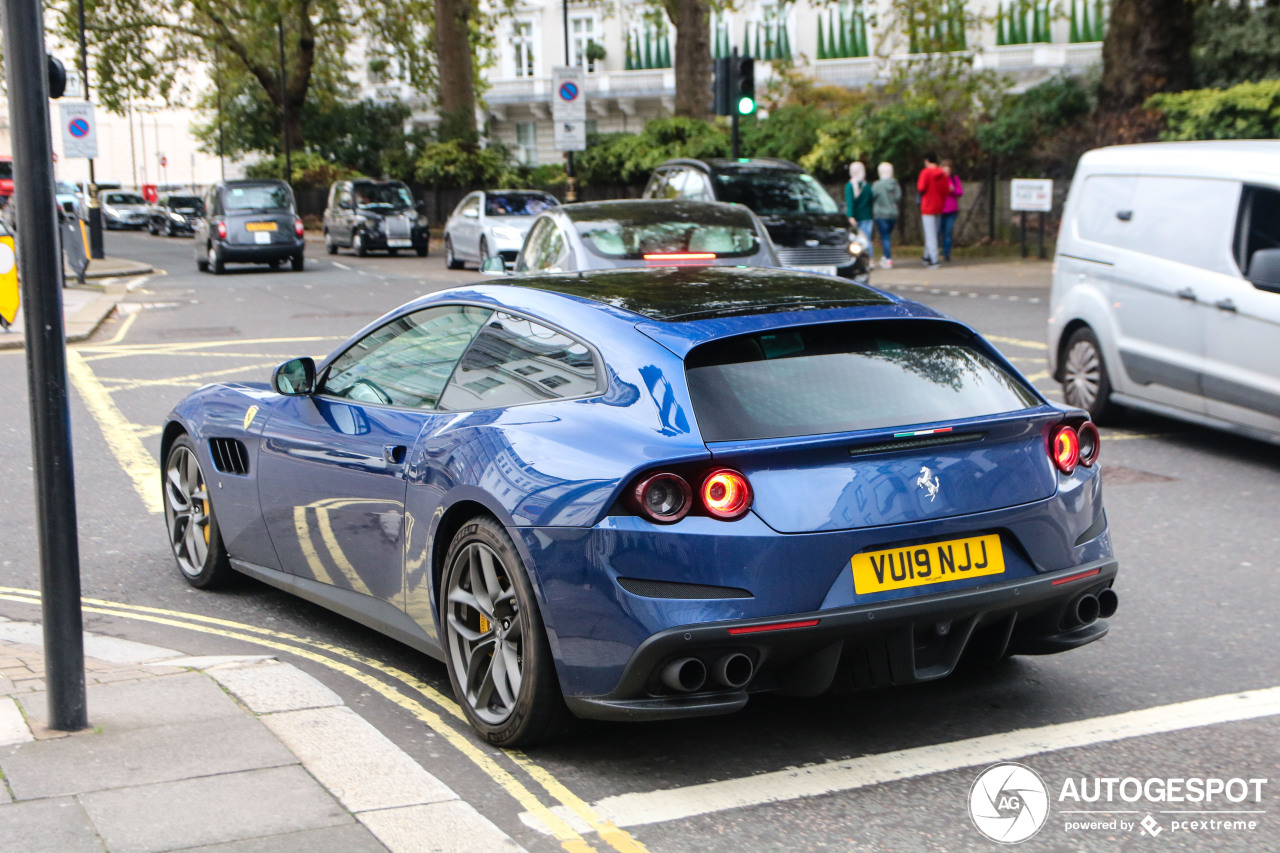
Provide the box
[1097,0,1197,115]
[667,0,712,120]
[434,0,478,144]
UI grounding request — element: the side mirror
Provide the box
[273,357,316,395]
[463,208,479,219]
[479,256,509,276]
[1247,248,1280,293]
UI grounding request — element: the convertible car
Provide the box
[161,267,1119,746]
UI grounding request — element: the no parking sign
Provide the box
[60,102,98,159]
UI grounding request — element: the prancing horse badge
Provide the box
[244,405,259,430]
[916,466,940,502]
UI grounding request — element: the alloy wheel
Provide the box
[164,445,211,579]
[445,542,524,725]
[1063,339,1102,411]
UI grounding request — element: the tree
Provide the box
[1097,0,1198,116]
[432,0,479,143]
[1192,2,1280,89]
[660,0,713,120]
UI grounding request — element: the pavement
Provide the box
[0,618,523,853]
[0,257,155,352]
[868,255,1053,290]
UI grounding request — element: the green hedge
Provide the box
[1147,79,1280,141]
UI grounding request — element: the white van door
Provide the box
[1199,185,1280,438]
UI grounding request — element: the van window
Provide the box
[1234,185,1280,282]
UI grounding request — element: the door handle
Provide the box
[1176,288,1197,302]
[1215,299,1237,313]
[383,444,407,465]
[1116,210,1133,221]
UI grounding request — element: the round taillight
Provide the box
[216,221,227,240]
[295,218,305,238]
[1051,425,1080,474]
[1077,421,1100,467]
[701,469,752,520]
[634,473,691,524]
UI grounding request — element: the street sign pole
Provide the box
[77,0,103,259]
[1,0,89,732]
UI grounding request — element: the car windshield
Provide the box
[56,182,78,195]
[714,171,839,216]
[354,183,414,210]
[576,212,760,259]
[685,321,1040,441]
[486,192,557,217]
[168,196,204,211]
[105,192,146,206]
[224,184,293,212]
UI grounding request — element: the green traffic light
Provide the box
[737,96,756,115]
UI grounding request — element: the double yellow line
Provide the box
[0,587,645,853]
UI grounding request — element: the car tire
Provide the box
[478,237,490,265]
[165,220,174,237]
[209,244,224,275]
[445,236,463,270]
[388,248,398,257]
[291,253,305,272]
[1061,327,1119,424]
[196,246,209,272]
[353,231,368,258]
[324,231,337,255]
[441,516,574,747]
[148,220,157,235]
[163,435,235,589]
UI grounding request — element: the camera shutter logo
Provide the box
[969,763,1050,844]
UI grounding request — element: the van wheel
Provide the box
[1062,327,1119,424]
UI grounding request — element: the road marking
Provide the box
[102,361,279,392]
[333,262,352,270]
[102,310,139,346]
[986,335,1048,351]
[0,587,642,853]
[1024,370,1050,382]
[65,351,162,514]
[529,687,1280,830]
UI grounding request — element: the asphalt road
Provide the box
[1,230,1277,852]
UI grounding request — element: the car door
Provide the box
[256,304,492,605]
[1201,183,1280,436]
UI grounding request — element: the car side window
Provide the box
[320,305,492,409]
[682,171,712,202]
[522,219,573,271]
[517,218,554,271]
[438,312,599,411]
[1234,185,1280,287]
[337,187,352,209]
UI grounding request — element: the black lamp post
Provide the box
[76,0,103,258]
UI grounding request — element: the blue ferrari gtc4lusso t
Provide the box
[161,266,1118,746]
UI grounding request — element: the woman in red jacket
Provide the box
[917,153,950,267]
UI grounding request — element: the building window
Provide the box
[571,16,599,73]
[512,21,535,77]
[516,122,537,165]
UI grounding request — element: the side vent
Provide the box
[208,438,250,475]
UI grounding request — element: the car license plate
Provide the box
[246,222,277,232]
[254,232,272,244]
[794,265,837,276]
[387,239,412,247]
[850,534,1004,594]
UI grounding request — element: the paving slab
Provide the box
[18,671,241,732]
[0,797,104,852]
[0,712,296,800]
[181,823,388,853]
[79,765,351,853]
[208,660,344,714]
[359,802,523,853]
[0,696,32,747]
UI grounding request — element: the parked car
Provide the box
[55,181,82,218]
[161,265,1117,746]
[443,189,558,270]
[194,179,305,274]
[643,158,871,281]
[1049,140,1280,445]
[101,190,151,230]
[148,193,205,237]
[508,199,780,273]
[322,179,429,257]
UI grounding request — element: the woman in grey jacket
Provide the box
[870,162,901,269]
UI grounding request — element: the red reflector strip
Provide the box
[1051,568,1102,586]
[643,252,716,260]
[893,427,954,438]
[727,619,820,635]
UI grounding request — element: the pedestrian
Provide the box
[917,153,949,267]
[870,162,901,269]
[939,159,963,262]
[845,161,875,265]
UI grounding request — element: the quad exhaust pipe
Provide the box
[1070,588,1118,627]
[712,653,754,689]
[661,658,707,693]
[661,653,756,693]
[1097,588,1119,619]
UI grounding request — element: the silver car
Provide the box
[101,191,151,230]
[443,190,558,270]
[510,199,780,274]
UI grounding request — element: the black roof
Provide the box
[513,266,892,323]
[658,157,804,175]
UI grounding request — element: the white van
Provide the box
[1048,141,1280,445]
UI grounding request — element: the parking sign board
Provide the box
[552,67,587,152]
[60,102,98,159]
[1011,179,1053,212]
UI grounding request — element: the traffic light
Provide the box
[733,56,755,116]
[48,56,66,99]
[713,57,732,117]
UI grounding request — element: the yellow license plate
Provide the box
[851,534,1004,594]
[245,221,277,232]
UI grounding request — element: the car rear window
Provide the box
[224,184,293,212]
[684,322,1040,441]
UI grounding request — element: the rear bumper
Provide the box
[565,558,1118,722]
[220,240,304,263]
